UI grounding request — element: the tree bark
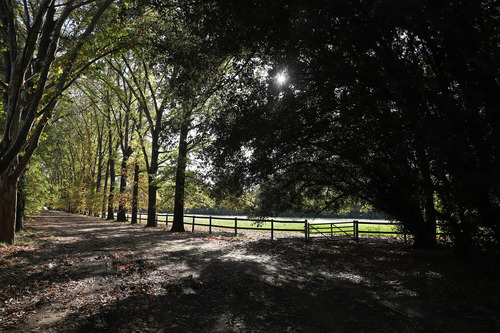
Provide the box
[412,219,438,249]
[131,162,139,224]
[146,176,157,227]
[452,208,474,259]
[405,203,437,249]
[171,121,189,232]
[107,157,115,220]
[15,172,26,232]
[0,174,18,244]
[101,159,109,218]
[95,121,104,217]
[146,138,159,228]
[116,153,130,222]
[417,147,437,248]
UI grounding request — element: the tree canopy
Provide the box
[206,0,500,254]
[1,0,499,258]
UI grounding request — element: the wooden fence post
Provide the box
[354,220,359,241]
[305,220,309,243]
[209,216,212,234]
[166,214,169,228]
[192,216,195,233]
[271,219,274,240]
[235,217,238,236]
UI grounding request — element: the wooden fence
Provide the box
[132,212,307,240]
[127,212,444,243]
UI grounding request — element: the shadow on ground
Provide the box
[0,211,498,332]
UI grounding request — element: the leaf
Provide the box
[0,258,12,265]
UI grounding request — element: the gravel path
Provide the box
[0,211,498,332]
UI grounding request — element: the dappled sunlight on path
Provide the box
[0,211,498,332]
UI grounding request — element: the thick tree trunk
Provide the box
[409,199,437,249]
[116,155,129,222]
[146,136,159,228]
[146,175,157,227]
[15,171,26,232]
[388,196,437,249]
[131,162,139,225]
[412,222,438,249]
[407,205,437,249]
[452,208,474,259]
[107,157,115,220]
[171,121,189,232]
[15,185,25,232]
[0,174,18,244]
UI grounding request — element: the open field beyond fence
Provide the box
[127,213,445,242]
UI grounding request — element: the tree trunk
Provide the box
[116,155,129,222]
[15,185,25,233]
[146,136,159,228]
[15,170,27,232]
[0,174,18,244]
[131,162,139,225]
[101,159,109,218]
[452,208,474,259]
[389,196,437,249]
[146,175,157,227]
[412,221,438,249]
[417,147,437,248]
[95,133,104,217]
[171,121,189,232]
[407,205,437,249]
[107,157,115,220]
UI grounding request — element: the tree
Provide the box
[34,89,111,214]
[96,64,135,222]
[107,52,172,228]
[206,0,500,252]
[105,99,118,220]
[150,1,267,232]
[0,0,114,243]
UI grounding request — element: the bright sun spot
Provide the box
[276,72,287,85]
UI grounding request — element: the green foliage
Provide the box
[23,156,52,216]
[157,159,214,212]
[206,0,500,254]
[8,0,498,260]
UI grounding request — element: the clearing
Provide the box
[0,211,498,332]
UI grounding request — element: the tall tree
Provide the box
[206,0,500,252]
[108,53,172,228]
[0,0,114,243]
[150,1,263,231]
[131,161,140,224]
[106,103,117,220]
[99,67,135,222]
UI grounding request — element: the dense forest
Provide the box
[1,0,499,259]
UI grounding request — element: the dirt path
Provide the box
[0,211,498,332]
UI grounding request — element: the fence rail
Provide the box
[125,212,446,243]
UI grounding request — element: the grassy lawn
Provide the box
[357,223,400,235]
[132,213,401,237]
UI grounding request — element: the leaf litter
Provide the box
[0,211,498,332]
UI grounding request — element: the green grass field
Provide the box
[131,213,401,237]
